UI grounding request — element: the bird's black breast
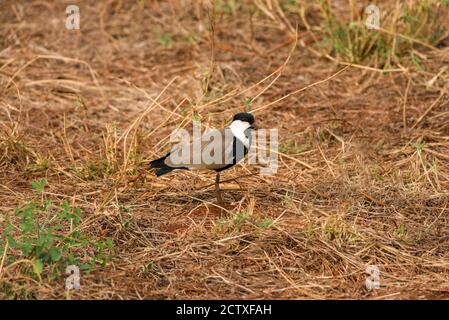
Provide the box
[215,129,252,172]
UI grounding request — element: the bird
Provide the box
[149,112,256,207]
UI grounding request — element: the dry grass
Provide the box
[1,0,449,299]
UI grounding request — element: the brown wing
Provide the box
[164,128,235,170]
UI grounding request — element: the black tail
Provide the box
[155,167,175,177]
[149,153,170,169]
[149,153,188,177]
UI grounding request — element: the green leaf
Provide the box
[70,230,81,240]
[73,207,81,225]
[43,199,52,211]
[20,242,32,256]
[245,97,251,112]
[31,178,46,193]
[67,253,77,265]
[6,235,17,249]
[4,222,14,233]
[57,201,70,221]
[49,247,62,262]
[80,263,92,271]
[105,238,114,250]
[159,33,173,47]
[33,258,43,276]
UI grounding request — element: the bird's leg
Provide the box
[215,172,224,207]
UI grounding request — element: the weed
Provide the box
[245,97,251,112]
[232,211,249,226]
[279,140,308,155]
[281,0,297,12]
[255,217,272,229]
[215,0,236,14]
[412,140,425,152]
[318,0,448,68]
[410,51,423,70]
[184,34,196,45]
[0,282,36,299]
[282,188,295,206]
[81,158,115,180]
[159,33,173,47]
[0,132,31,166]
[298,223,315,240]
[142,261,155,274]
[0,179,113,281]
[321,218,361,243]
[394,223,408,240]
[213,211,272,233]
[27,155,50,172]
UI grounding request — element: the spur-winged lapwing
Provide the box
[149,112,256,206]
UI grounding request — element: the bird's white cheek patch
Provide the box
[230,120,251,147]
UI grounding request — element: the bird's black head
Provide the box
[232,112,255,125]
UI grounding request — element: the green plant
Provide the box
[318,0,448,68]
[298,223,315,239]
[394,223,408,239]
[81,158,115,180]
[282,188,295,206]
[0,179,113,280]
[159,33,173,47]
[27,155,50,172]
[255,217,272,229]
[0,132,31,166]
[245,97,251,112]
[215,0,236,14]
[213,211,273,233]
[281,0,297,12]
[232,211,249,226]
[278,140,308,155]
[412,140,425,152]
